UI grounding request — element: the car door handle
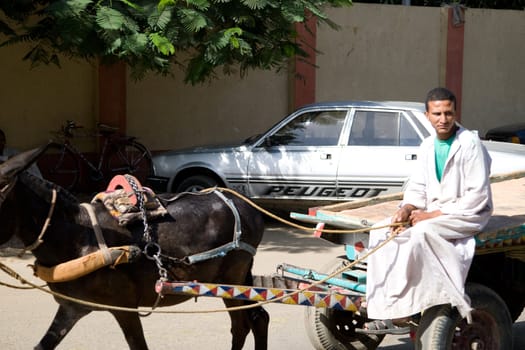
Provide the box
[320,153,332,160]
[405,154,417,160]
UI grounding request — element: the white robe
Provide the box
[366,126,493,320]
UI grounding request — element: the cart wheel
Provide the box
[304,257,384,350]
[415,282,513,350]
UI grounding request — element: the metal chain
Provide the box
[123,174,167,292]
[124,174,150,242]
[143,242,168,280]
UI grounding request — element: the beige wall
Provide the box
[461,8,525,134]
[316,4,446,102]
[0,44,97,151]
[316,5,525,136]
[1,5,524,152]
[126,67,289,151]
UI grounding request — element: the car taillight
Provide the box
[510,136,520,143]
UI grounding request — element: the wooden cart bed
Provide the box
[294,173,525,254]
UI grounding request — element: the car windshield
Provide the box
[266,110,347,146]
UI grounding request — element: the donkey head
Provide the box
[0,144,50,205]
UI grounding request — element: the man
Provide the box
[0,128,42,177]
[358,87,493,334]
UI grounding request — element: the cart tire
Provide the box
[304,257,384,350]
[415,282,513,350]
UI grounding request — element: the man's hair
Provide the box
[425,87,456,111]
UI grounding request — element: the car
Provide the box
[148,101,525,210]
[485,123,525,144]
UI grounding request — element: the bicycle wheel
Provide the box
[105,141,153,184]
[39,145,81,191]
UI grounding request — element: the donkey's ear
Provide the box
[0,143,52,179]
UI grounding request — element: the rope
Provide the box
[0,230,402,314]
[19,188,57,255]
[0,280,36,289]
[202,187,404,234]
[0,262,45,289]
[0,185,406,314]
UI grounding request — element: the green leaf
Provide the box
[158,0,177,12]
[148,5,173,30]
[123,33,149,54]
[149,33,176,55]
[66,0,92,15]
[229,36,239,48]
[186,0,211,11]
[282,43,297,57]
[236,38,252,56]
[96,7,126,31]
[241,0,269,10]
[122,15,140,32]
[118,0,142,11]
[179,9,208,32]
[1,0,356,83]
[108,37,123,54]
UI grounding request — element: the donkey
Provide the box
[0,145,268,349]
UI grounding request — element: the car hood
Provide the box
[151,143,251,178]
[482,140,525,176]
[155,143,248,156]
[483,139,525,154]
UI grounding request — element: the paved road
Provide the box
[1,222,523,349]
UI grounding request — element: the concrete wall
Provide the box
[1,5,524,153]
[0,44,97,151]
[126,67,289,151]
[316,4,446,102]
[462,8,525,133]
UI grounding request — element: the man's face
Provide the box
[425,99,457,140]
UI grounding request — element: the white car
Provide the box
[149,101,525,209]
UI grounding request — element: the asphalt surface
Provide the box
[1,221,523,349]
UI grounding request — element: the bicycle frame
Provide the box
[61,137,110,181]
[43,122,153,193]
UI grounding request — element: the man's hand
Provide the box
[409,209,442,226]
[389,205,442,235]
[390,205,414,235]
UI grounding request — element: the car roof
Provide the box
[298,100,426,112]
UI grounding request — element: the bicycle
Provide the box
[41,120,153,192]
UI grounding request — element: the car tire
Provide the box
[414,283,513,350]
[175,175,219,193]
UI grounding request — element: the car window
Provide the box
[266,110,347,146]
[348,110,422,146]
[348,111,399,146]
[406,111,431,140]
[400,116,423,146]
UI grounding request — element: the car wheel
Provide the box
[175,175,219,193]
[415,283,513,350]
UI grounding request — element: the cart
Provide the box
[289,172,525,349]
[158,172,525,349]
